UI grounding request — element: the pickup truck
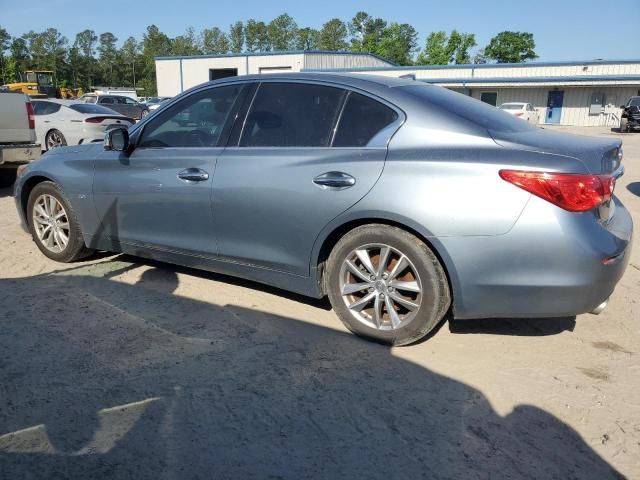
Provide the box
[0,92,41,187]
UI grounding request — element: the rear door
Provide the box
[212,81,402,276]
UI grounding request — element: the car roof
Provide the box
[206,72,420,90]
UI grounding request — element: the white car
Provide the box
[31,99,135,151]
[145,96,172,111]
[498,102,540,124]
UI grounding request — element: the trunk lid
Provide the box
[490,128,622,175]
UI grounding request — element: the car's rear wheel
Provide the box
[27,181,94,262]
[620,118,628,133]
[45,129,67,150]
[326,224,451,346]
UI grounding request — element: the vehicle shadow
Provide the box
[0,266,623,479]
[449,316,576,336]
[0,185,13,199]
[626,181,640,197]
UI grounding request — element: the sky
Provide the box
[1,0,638,61]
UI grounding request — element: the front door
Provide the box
[546,90,564,124]
[92,83,247,255]
[213,81,402,276]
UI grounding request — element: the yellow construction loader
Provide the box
[2,71,83,99]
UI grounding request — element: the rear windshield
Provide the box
[68,104,119,114]
[401,84,536,132]
[499,103,524,110]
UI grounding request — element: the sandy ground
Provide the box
[0,126,638,479]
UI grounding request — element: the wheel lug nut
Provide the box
[379,293,385,299]
[382,273,388,279]
[388,287,394,292]
[369,287,374,293]
[369,275,376,281]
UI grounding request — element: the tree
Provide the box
[349,12,386,53]
[317,19,348,51]
[448,31,476,64]
[98,32,118,85]
[141,25,173,95]
[8,37,29,82]
[120,36,140,87]
[376,23,417,65]
[484,31,537,63]
[74,30,98,88]
[267,14,298,51]
[0,27,10,84]
[295,27,319,50]
[202,27,229,54]
[415,30,476,65]
[245,19,270,52]
[229,21,244,53]
[172,27,201,56]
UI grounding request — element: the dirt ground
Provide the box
[0,126,638,479]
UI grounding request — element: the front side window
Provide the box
[99,97,114,104]
[138,84,244,148]
[333,93,398,147]
[124,97,137,105]
[240,82,346,147]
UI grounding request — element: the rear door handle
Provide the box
[178,168,209,182]
[313,171,356,189]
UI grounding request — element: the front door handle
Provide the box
[178,168,209,182]
[313,171,356,189]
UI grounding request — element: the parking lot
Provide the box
[0,126,638,478]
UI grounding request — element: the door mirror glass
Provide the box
[104,127,130,151]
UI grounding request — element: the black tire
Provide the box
[27,181,94,262]
[45,129,67,150]
[0,168,17,188]
[326,224,451,346]
[620,118,628,133]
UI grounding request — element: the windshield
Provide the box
[37,72,54,87]
[68,104,121,114]
[629,97,640,107]
[402,84,536,133]
[25,72,37,83]
[499,103,524,110]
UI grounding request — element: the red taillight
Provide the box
[513,112,523,117]
[84,117,106,123]
[499,170,615,212]
[26,102,35,129]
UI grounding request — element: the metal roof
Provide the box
[305,58,640,72]
[417,75,640,85]
[155,49,396,66]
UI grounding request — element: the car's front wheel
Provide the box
[27,181,94,262]
[326,224,451,346]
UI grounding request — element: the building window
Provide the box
[589,92,606,115]
[258,66,292,74]
[480,92,498,106]
[209,68,238,81]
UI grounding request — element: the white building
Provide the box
[155,50,393,97]
[331,59,640,127]
[155,52,640,127]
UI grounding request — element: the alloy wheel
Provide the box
[46,131,65,149]
[32,194,70,253]
[339,243,423,331]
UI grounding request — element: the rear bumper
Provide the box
[443,195,633,319]
[0,144,41,165]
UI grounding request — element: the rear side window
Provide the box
[240,82,346,147]
[32,101,61,115]
[99,97,115,104]
[333,93,398,147]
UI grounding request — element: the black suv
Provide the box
[620,96,640,133]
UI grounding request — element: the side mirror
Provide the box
[104,127,130,151]
[620,105,626,109]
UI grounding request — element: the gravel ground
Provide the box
[0,126,638,479]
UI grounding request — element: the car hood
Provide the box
[490,127,622,174]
